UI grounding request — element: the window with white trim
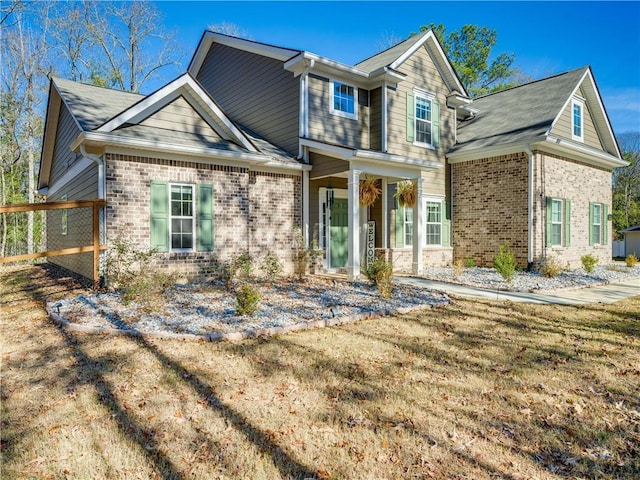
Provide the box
[415,95,433,146]
[550,199,563,246]
[425,201,442,245]
[404,207,413,246]
[591,202,602,245]
[572,98,584,141]
[170,184,195,250]
[330,80,357,119]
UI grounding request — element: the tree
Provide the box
[413,24,525,97]
[613,132,640,237]
[208,22,251,39]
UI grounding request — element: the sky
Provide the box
[152,0,640,134]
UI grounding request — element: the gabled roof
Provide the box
[449,67,625,168]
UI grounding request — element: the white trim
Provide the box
[168,183,196,253]
[571,97,584,142]
[423,196,445,247]
[45,157,93,197]
[592,202,603,246]
[382,82,388,152]
[541,136,628,168]
[549,197,563,247]
[329,79,358,120]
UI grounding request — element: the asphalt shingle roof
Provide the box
[451,67,587,153]
[355,32,428,73]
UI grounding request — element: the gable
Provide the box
[551,86,604,150]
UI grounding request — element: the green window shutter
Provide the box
[395,198,404,248]
[564,199,571,247]
[603,204,609,244]
[432,100,440,148]
[588,202,594,246]
[197,184,214,252]
[150,180,169,252]
[406,92,414,142]
[441,201,450,246]
[545,197,552,246]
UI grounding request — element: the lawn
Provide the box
[1,264,639,479]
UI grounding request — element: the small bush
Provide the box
[121,271,176,307]
[493,242,517,282]
[236,283,261,316]
[366,257,394,299]
[260,251,283,282]
[581,254,598,273]
[464,257,476,268]
[234,251,254,279]
[102,234,157,289]
[541,256,564,278]
[625,253,638,268]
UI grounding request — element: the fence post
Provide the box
[93,201,100,288]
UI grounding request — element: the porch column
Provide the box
[412,177,424,275]
[381,177,388,248]
[347,169,361,280]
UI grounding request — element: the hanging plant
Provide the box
[359,176,381,207]
[394,180,417,208]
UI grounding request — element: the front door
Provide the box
[330,197,348,268]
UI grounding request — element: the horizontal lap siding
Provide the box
[307,75,369,149]
[309,152,348,179]
[196,44,299,155]
[139,97,224,140]
[50,105,82,186]
[551,87,603,150]
[369,87,382,151]
[386,45,452,164]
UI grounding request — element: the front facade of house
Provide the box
[38,30,625,281]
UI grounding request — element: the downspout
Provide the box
[525,144,534,270]
[80,144,105,199]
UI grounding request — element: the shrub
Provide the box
[464,257,476,268]
[260,251,283,282]
[222,251,254,288]
[121,271,177,307]
[102,234,157,289]
[366,256,393,299]
[581,254,598,273]
[541,256,564,278]
[452,258,464,279]
[236,283,261,316]
[493,242,517,282]
[625,253,638,268]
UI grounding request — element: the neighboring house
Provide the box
[620,225,640,258]
[38,30,626,281]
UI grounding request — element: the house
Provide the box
[620,225,640,258]
[38,30,626,281]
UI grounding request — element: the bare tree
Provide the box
[208,22,251,39]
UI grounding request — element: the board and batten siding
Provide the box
[139,96,225,141]
[307,74,370,149]
[196,43,300,155]
[386,45,453,163]
[551,87,604,150]
[50,103,82,186]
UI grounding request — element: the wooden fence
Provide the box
[0,199,106,284]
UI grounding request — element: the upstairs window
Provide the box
[572,98,584,141]
[406,90,440,148]
[330,80,357,119]
[415,96,433,146]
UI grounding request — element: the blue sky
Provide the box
[154,1,640,134]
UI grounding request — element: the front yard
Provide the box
[1,264,639,479]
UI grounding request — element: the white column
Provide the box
[302,170,309,248]
[347,169,361,280]
[381,177,388,249]
[412,177,424,275]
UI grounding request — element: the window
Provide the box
[150,181,214,253]
[550,199,563,246]
[330,80,357,119]
[406,91,440,148]
[404,207,413,246]
[589,202,609,246]
[170,184,194,250]
[415,96,433,146]
[572,98,584,141]
[546,197,571,248]
[425,201,442,245]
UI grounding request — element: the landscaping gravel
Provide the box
[421,263,640,293]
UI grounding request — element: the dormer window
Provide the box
[330,80,357,119]
[572,97,584,142]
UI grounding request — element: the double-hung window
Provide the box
[550,199,563,246]
[589,202,608,246]
[150,181,214,253]
[407,90,440,148]
[546,197,571,247]
[404,207,414,246]
[425,201,442,245]
[572,98,584,142]
[330,80,357,119]
[170,184,194,250]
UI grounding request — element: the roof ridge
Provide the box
[473,66,589,100]
[355,30,429,67]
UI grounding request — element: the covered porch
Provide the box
[301,139,449,280]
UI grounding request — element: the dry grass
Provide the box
[2,264,639,479]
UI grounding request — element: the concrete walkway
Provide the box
[396,276,640,305]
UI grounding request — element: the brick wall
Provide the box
[375,247,452,272]
[533,152,612,268]
[105,154,301,278]
[452,153,529,267]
